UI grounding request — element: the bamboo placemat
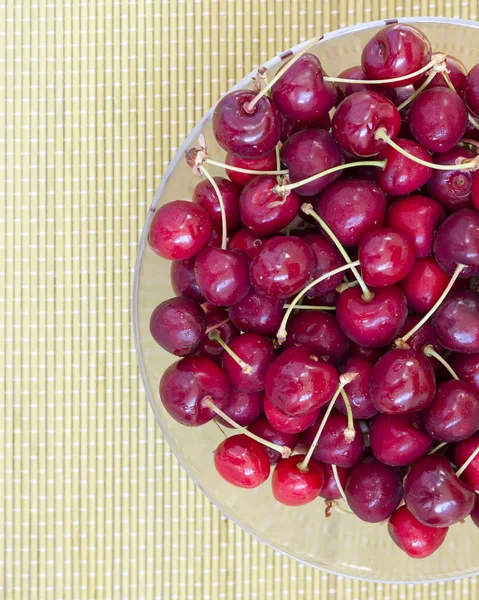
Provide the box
[1,1,479,598]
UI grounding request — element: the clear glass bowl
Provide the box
[133,17,479,583]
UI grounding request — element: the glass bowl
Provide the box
[133,17,479,583]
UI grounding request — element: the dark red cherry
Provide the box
[272,454,324,506]
[426,148,475,211]
[336,356,377,419]
[398,315,444,373]
[409,87,468,153]
[216,389,264,428]
[250,236,315,299]
[193,176,241,232]
[278,113,331,142]
[239,175,300,235]
[455,433,479,489]
[271,53,337,123]
[414,54,467,94]
[284,310,350,364]
[345,457,403,522]
[304,289,339,308]
[195,247,250,307]
[149,200,212,260]
[424,380,479,443]
[228,228,267,260]
[265,346,339,416]
[319,463,350,500]
[248,416,299,465]
[473,172,479,211]
[214,434,271,488]
[377,139,432,196]
[450,353,479,393]
[280,129,344,196]
[336,64,378,96]
[473,499,479,528]
[332,91,401,157]
[315,179,387,247]
[433,289,479,354]
[229,289,283,337]
[362,24,432,87]
[302,233,345,296]
[222,333,275,393]
[358,227,415,287]
[212,90,281,158]
[404,454,475,527]
[433,209,479,278]
[388,505,448,559]
[196,307,239,363]
[225,150,277,187]
[370,412,432,467]
[386,195,445,258]
[336,285,408,347]
[302,410,365,468]
[159,355,230,426]
[263,394,321,434]
[150,296,206,356]
[370,348,436,414]
[464,64,479,117]
[170,257,206,304]
[208,227,230,248]
[350,342,386,364]
[399,257,450,315]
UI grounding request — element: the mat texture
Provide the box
[2,1,479,598]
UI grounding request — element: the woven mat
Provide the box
[2,1,479,598]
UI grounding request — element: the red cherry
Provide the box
[398,315,444,373]
[170,257,206,303]
[195,247,250,306]
[399,257,450,315]
[377,139,432,196]
[350,342,386,364]
[433,209,479,278]
[228,289,283,337]
[473,172,479,211]
[214,434,271,488]
[222,333,275,393]
[426,148,475,211]
[336,356,377,420]
[464,64,479,117]
[319,463,350,500]
[455,433,479,489]
[150,297,206,356]
[449,353,479,394]
[225,151,277,187]
[432,289,479,354]
[196,307,239,363]
[248,416,299,465]
[388,505,448,559]
[228,228,267,260]
[216,390,264,428]
[302,233,345,296]
[193,176,241,232]
[335,64,380,96]
[263,394,321,434]
[272,454,324,506]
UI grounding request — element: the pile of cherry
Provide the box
[148,23,479,559]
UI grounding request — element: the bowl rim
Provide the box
[133,16,479,584]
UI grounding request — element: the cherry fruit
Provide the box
[217,390,264,428]
[214,434,271,488]
[272,454,324,506]
[377,139,433,196]
[225,150,278,187]
[228,289,283,337]
[150,297,206,356]
[427,148,476,211]
[433,209,479,278]
[399,257,450,315]
[388,505,448,559]
[195,247,250,306]
[336,356,377,420]
[455,434,479,490]
[263,394,321,435]
[464,64,479,117]
[193,176,241,232]
[432,289,479,354]
[248,416,299,465]
[221,333,275,393]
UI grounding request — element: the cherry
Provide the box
[432,289,479,354]
[150,297,206,356]
[196,307,239,363]
[345,457,404,523]
[207,227,230,248]
[426,148,476,211]
[449,353,479,393]
[350,342,386,364]
[248,416,299,465]
[265,346,338,416]
[216,390,264,428]
[263,394,321,434]
[473,172,479,211]
[386,195,445,258]
[283,310,350,365]
[319,464,350,500]
[302,233,345,296]
[193,176,241,232]
[433,209,479,278]
[424,380,479,443]
[336,356,377,419]
[195,247,250,306]
[149,200,212,260]
[361,24,432,86]
[228,289,283,337]
[399,257,450,315]
[315,179,387,247]
[397,316,444,373]
[414,54,467,94]
[279,112,332,142]
[250,235,315,299]
[214,434,271,488]
[336,285,407,347]
[388,505,448,559]
[228,228,267,260]
[335,64,378,96]
[272,454,324,506]
[377,138,432,196]
[464,64,479,117]
[271,53,336,123]
[332,91,401,157]
[280,129,344,196]
[404,454,475,527]
[225,150,278,187]
[370,412,432,467]
[358,227,415,287]
[305,289,339,308]
[239,175,300,235]
[408,87,468,153]
[370,348,436,414]
[455,433,479,489]
[302,410,365,468]
[212,90,281,159]
[170,257,206,303]
[159,355,230,426]
[472,499,479,529]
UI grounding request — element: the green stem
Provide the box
[397,69,438,112]
[208,330,253,373]
[422,345,459,380]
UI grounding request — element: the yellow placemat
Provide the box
[2,1,479,598]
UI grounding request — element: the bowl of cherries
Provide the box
[134,18,479,582]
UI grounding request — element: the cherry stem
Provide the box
[298,373,358,472]
[429,442,448,455]
[275,143,282,173]
[456,444,479,478]
[244,36,322,113]
[274,160,387,194]
[204,316,231,336]
[459,138,479,152]
[397,69,438,112]
[283,304,335,310]
[336,281,359,293]
[277,260,361,344]
[469,114,479,132]
[202,398,292,458]
[339,388,356,443]
[332,464,348,504]
[397,263,466,345]
[199,166,228,250]
[205,158,288,176]
[301,203,374,301]
[441,70,456,92]
[422,345,459,380]
[375,129,479,171]
[208,330,253,374]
